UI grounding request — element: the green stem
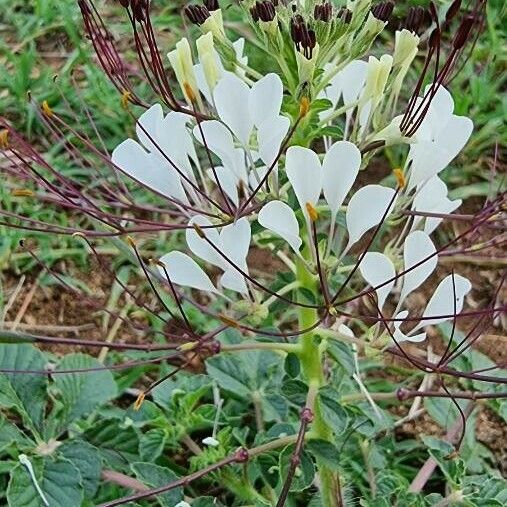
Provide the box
[295,257,340,507]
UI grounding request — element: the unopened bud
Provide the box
[126,235,136,247]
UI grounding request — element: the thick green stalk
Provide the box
[295,257,340,507]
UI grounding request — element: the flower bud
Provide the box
[167,38,200,105]
[196,32,220,94]
[201,8,226,39]
[361,54,393,105]
[393,29,419,69]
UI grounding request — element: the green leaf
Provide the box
[85,420,140,470]
[139,428,167,461]
[0,344,47,434]
[326,341,355,375]
[206,350,284,399]
[51,353,117,430]
[282,379,308,405]
[318,390,348,435]
[0,416,34,452]
[284,353,300,378]
[7,458,83,507]
[131,462,183,507]
[278,445,315,492]
[59,440,102,497]
[306,439,341,470]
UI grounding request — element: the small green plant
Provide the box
[0,1,506,506]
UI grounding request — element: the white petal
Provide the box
[393,311,427,344]
[340,60,369,106]
[193,120,236,170]
[158,251,218,294]
[285,146,323,220]
[257,115,290,167]
[220,217,251,268]
[136,104,164,153]
[213,73,253,145]
[359,252,395,310]
[258,200,302,253]
[399,231,437,303]
[322,141,361,217]
[112,139,188,204]
[206,166,239,206]
[412,176,462,234]
[220,269,248,294]
[423,85,455,126]
[218,218,251,294]
[346,185,397,249]
[186,215,225,269]
[424,197,462,234]
[338,324,355,338]
[407,116,473,191]
[413,274,472,331]
[250,73,284,127]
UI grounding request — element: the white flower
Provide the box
[260,141,398,255]
[193,73,289,200]
[407,85,473,191]
[160,216,251,295]
[112,104,197,205]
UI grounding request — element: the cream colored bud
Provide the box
[362,54,393,104]
[259,18,278,38]
[393,29,419,69]
[201,9,225,39]
[295,43,320,84]
[196,32,220,93]
[167,37,200,105]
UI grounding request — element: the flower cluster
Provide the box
[0,0,504,505]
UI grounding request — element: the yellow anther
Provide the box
[219,314,241,329]
[126,235,136,247]
[393,168,406,189]
[192,223,205,238]
[178,340,199,352]
[0,129,9,149]
[299,96,310,118]
[183,81,197,104]
[149,258,165,267]
[133,391,145,411]
[327,305,338,316]
[121,90,132,110]
[11,189,34,197]
[305,202,319,222]
[42,100,53,117]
